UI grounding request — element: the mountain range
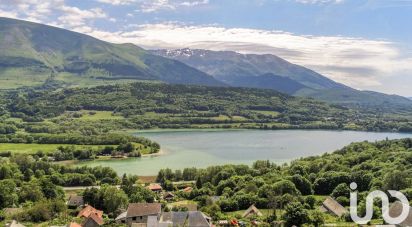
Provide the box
[152,48,412,110]
[0,17,411,111]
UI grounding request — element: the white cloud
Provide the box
[136,0,209,12]
[96,0,136,5]
[295,0,344,4]
[0,0,109,28]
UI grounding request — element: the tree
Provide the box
[128,185,155,203]
[309,210,325,227]
[272,180,300,196]
[331,183,350,198]
[0,179,18,209]
[163,180,174,191]
[101,185,128,214]
[39,178,64,200]
[383,170,410,191]
[304,195,316,209]
[19,181,44,203]
[117,142,135,153]
[289,175,313,195]
[282,202,309,227]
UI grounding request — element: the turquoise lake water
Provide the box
[80,129,412,176]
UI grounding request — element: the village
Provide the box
[5,180,411,227]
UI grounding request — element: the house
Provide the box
[217,220,229,226]
[182,187,193,193]
[67,195,84,208]
[160,211,212,227]
[319,197,348,217]
[242,205,263,218]
[147,184,163,193]
[388,201,412,227]
[6,220,26,227]
[163,192,175,201]
[77,205,104,226]
[115,211,128,224]
[82,213,104,227]
[78,205,103,219]
[126,203,162,226]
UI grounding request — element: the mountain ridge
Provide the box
[0,17,225,88]
[151,48,412,110]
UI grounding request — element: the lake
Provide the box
[79,129,412,176]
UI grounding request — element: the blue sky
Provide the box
[1,0,412,96]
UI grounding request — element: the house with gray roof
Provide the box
[319,196,348,217]
[126,203,162,227]
[159,211,211,227]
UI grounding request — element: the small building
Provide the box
[67,195,84,208]
[319,197,348,217]
[182,187,193,193]
[388,201,412,227]
[147,184,163,193]
[115,211,128,224]
[82,213,104,227]
[77,205,104,226]
[160,211,212,227]
[217,220,229,226]
[242,205,263,218]
[126,203,162,226]
[163,192,175,201]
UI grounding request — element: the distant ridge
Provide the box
[152,48,412,111]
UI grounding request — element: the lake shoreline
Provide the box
[77,129,412,176]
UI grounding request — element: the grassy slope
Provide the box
[0,17,224,88]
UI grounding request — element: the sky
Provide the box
[1,0,412,96]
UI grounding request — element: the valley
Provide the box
[0,16,411,227]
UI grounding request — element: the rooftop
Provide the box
[127,203,162,218]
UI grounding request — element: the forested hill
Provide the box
[0,17,223,88]
[3,82,412,132]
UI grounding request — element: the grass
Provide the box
[251,110,280,117]
[170,200,198,206]
[54,72,152,88]
[78,111,124,120]
[0,68,50,89]
[0,143,112,154]
[0,142,153,155]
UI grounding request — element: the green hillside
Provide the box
[0,17,224,88]
[2,82,412,132]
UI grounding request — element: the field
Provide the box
[0,68,50,89]
[0,143,110,154]
[78,111,124,120]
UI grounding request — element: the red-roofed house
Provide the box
[77,205,104,226]
[147,183,163,193]
[82,213,104,227]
